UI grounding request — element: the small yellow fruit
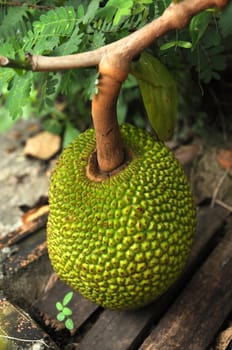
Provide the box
[47,124,196,310]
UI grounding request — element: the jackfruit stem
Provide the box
[91,57,129,174]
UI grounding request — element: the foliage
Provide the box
[55,291,74,330]
[131,52,178,141]
[0,0,231,140]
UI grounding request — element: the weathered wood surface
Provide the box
[0,214,52,306]
[140,217,232,350]
[33,279,99,332]
[0,298,59,349]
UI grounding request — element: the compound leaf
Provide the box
[23,6,76,54]
[189,11,212,49]
[0,69,15,94]
[83,0,100,24]
[0,5,29,39]
[54,28,83,55]
[6,71,33,119]
[219,2,232,38]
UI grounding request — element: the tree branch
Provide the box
[0,0,229,72]
[0,1,54,10]
[0,0,229,175]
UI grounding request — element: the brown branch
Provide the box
[0,0,228,72]
[0,1,54,10]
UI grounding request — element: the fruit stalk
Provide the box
[91,56,130,174]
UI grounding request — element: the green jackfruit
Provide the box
[47,124,196,310]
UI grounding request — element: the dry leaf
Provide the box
[217,149,232,172]
[24,131,61,160]
[44,273,58,293]
[215,326,232,350]
[55,101,67,112]
[26,123,41,134]
[174,144,201,165]
[165,140,179,150]
[22,205,49,225]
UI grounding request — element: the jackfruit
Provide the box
[47,124,196,310]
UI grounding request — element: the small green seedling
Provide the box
[56,291,74,331]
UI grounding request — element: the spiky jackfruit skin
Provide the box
[47,124,196,310]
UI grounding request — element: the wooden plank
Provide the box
[0,223,53,306]
[139,217,232,350]
[0,212,48,249]
[0,218,47,275]
[76,306,156,350]
[0,298,59,350]
[76,206,228,350]
[33,279,99,332]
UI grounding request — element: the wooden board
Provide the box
[139,218,232,350]
[33,279,99,332]
[0,299,59,349]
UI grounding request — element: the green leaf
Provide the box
[210,54,226,71]
[0,5,29,40]
[83,0,100,24]
[63,291,74,306]
[113,0,133,25]
[91,32,106,49]
[63,123,80,148]
[160,40,192,50]
[189,11,212,49]
[43,119,63,135]
[23,6,76,54]
[187,27,226,84]
[39,73,60,113]
[85,71,100,100]
[65,318,74,331]
[114,0,134,25]
[131,52,178,140]
[0,340,7,350]
[100,0,134,26]
[62,307,72,316]
[203,30,221,49]
[159,41,176,50]
[77,4,85,19]
[54,27,83,55]
[56,302,63,312]
[57,312,65,322]
[5,71,33,119]
[219,2,232,38]
[96,6,115,23]
[0,108,17,133]
[34,7,76,36]
[0,42,15,57]
[0,69,15,93]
